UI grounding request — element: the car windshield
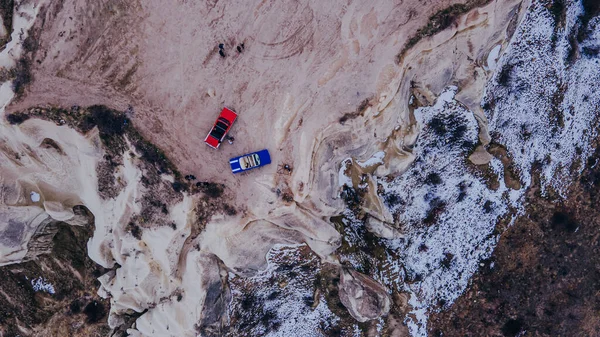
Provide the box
[240,153,260,169]
[209,121,229,141]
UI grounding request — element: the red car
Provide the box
[204,107,237,149]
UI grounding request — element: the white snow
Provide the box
[266,297,338,337]
[338,158,353,187]
[406,293,428,336]
[486,44,502,70]
[30,191,40,202]
[31,277,55,294]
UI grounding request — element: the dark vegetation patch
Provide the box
[578,0,600,41]
[426,113,476,152]
[423,197,447,226]
[501,318,524,337]
[396,0,491,63]
[128,129,182,180]
[497,63,514,86]
[457,181,469,202]
[69,299,83,314]
[481,95,496,113]
[340,185,362,212]
[126,221,143,240]
[22,32,39,53]
[191,186,235,240]
[6,111,30,124]
[382,192,404,209]
[549,0,567,32]
[280,189,294,203]
[196,182,224,198]
[0,0,13,47]
[519,123,532,141]
[441,252,454,269]
[9,24,41,97]
[424,172,443,185]
[83,300,106,324]
[11,58,33,95]
[86,105,128,141]
[581,45,600,57]
[184,181,236,237]
[428,136,600,336]
[223,203,237,216]
[171,181,187,193]
[96,156,122,199]
[332,214,393,276]
[550,211,578,232]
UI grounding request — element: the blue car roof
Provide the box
[230,149,271,173]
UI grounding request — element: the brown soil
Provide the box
[0,207,112,337]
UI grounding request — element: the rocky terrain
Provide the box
[0,0,599,336]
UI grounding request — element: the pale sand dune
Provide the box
[0,0,532,334]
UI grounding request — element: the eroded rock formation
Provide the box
[338,266,391,322]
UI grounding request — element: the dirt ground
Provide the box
[0,211,113,337]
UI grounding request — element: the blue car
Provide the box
[229,149,271,174]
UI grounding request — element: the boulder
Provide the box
[338,267,391,322]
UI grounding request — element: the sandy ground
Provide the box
[9,0,473,215]
[6,0,526,243]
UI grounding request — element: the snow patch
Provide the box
[30,191,40,202]
[338,158,353,187]
[31,277,55,294]
[486,44,502,70]
[228,244,339,337]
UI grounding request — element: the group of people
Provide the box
[217,43,243,143]
[218,42,244,58]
